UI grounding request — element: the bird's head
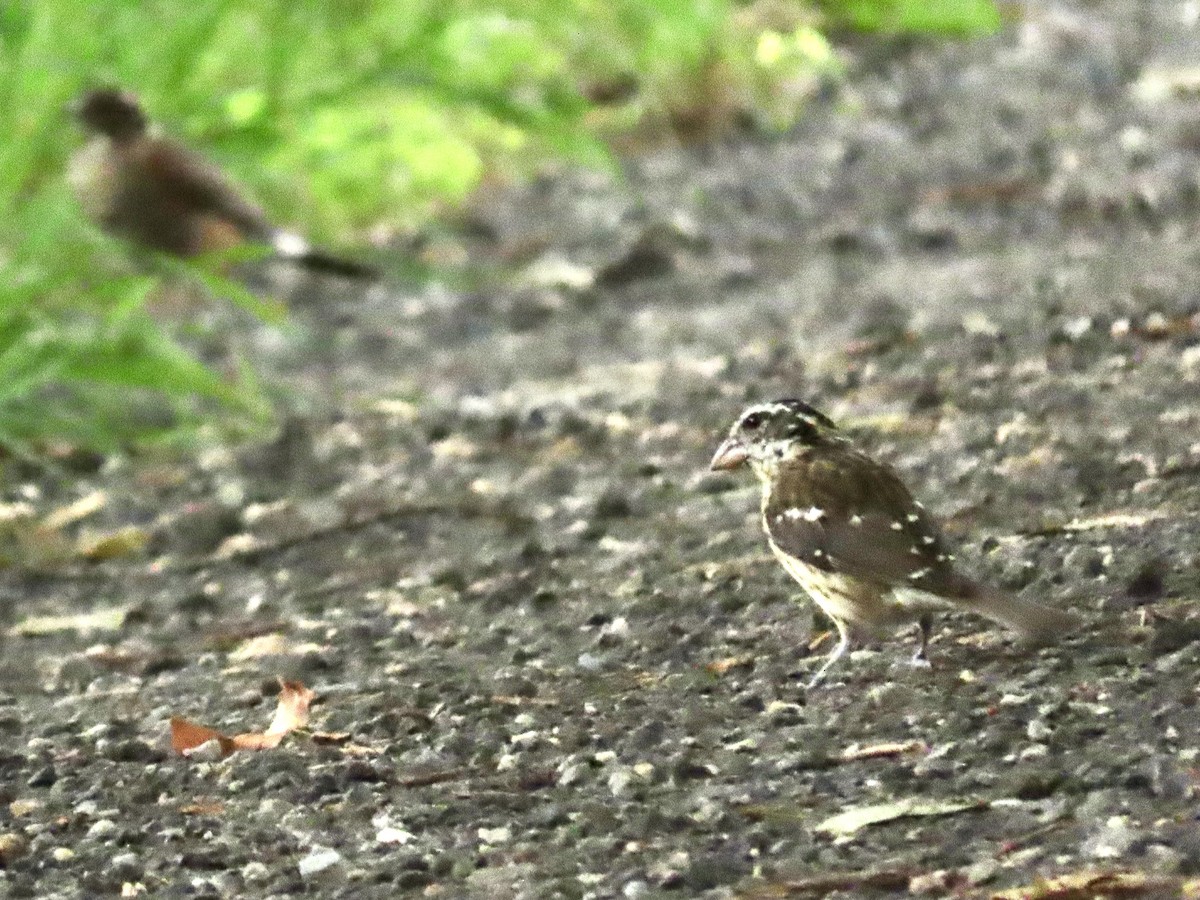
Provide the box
[73,88,148,140]
[710,399,840,475]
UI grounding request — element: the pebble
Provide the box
[623,879,651,898]
[1083,815,1141,859]
[376,826,415,845]
[558,763,586,786]
[0,832,28,865]
[241,861,270,883]
[110,851,141,878]
[964,858,999,885]
[1145,843,1185,873]
[87,819,118,839]
[909,869,957,895]
[478,826,511,845]
[297,846,342,878]
[577,652,605,671]
[26,765,56,788]
[608,768,634,797]
[8,799,41,817]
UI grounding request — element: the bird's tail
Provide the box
[294,248,379,280]
[271,231,379,280]
[961,585,1081,645]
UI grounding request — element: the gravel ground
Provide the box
[5,1,1200,897]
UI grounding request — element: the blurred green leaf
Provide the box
[823,0,1002,36]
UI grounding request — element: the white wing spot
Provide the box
[849,514,863,526]
[908,567,931,581]
[812,548,824,557]
[906,512,920,523]
[273,231,310,258]
[890,521,904,531]
[802,506,824,522]
[922,536,936,545]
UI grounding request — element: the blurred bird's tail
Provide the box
[295,249,379,280]
[962,585,1081,644]
[271,231,379,280]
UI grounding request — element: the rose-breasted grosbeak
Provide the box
[710,399,1079,687]
[69,88,376,279]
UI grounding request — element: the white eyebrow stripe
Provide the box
[739,402,828,428]
[742,402,792,417]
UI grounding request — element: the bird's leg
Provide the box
[909,613,934,669]
[807,620,851,688]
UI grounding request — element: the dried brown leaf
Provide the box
[991,869,1194,899]
[12,607,127,637]
[42,491,106,531]
[230,680,313,750]
[807,630,833,652]
[228,633,289,660]
[705,655,754,676]
[491,695,558,707]
[78,525,149,561]
[816,797,983,838]
[736,868,913,898]
[171,679,314,758]
[179,800,225,816]
[170,717,235,756]
[840,740,928,762]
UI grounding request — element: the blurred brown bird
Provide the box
[69,88,377,279]
[711,399,1081,686]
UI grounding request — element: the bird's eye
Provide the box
[741,412,764,431]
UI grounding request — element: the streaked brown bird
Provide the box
[710,398,1080,687]
[69,88,377,279]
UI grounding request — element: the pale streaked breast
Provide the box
[67,138,117,222]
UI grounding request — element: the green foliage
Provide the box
[821,0,1002,37]
[0,187,271,453]
[0,0,999,454]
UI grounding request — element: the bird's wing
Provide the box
[134,137,272,241]
[764,447,975,597]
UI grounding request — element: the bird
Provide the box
[68,87,377,280]
[710,398,1080,687]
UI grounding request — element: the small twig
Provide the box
[990,869,1197,900]
[840,740,928,762]
[996,817,1073,857]
[736,868,914,898]
[491,694,559,707]
[398,768,474,788]
[160,497,531,574]
[1004,509,1197,541]
[17,496,529,582]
